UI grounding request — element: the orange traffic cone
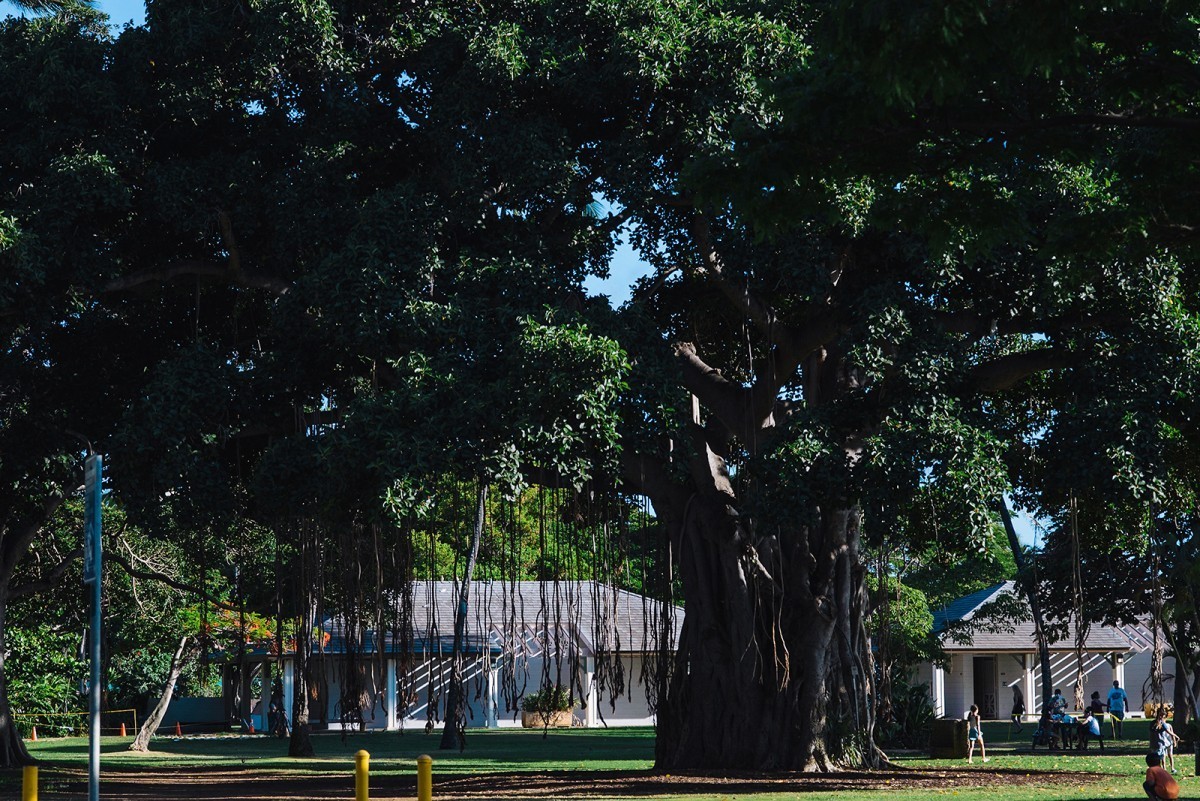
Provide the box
[248,720,255,734]
[120,722,127,737]
[175,721,182,736]
[30,726,37,741]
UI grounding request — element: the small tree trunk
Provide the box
[998,500,1053,710]
[1070,496,1088,712]
[440,482,487,752]
[288,596,317,757]
[130,636,195,752]
[0,580,34,767]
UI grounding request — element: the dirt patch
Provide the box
[8,765,1115,800]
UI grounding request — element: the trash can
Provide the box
[930,717,968,759]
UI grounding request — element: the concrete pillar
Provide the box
[584,656,597,728]
[485,662,499,729]
[932,662,946,718]
[283,660,295,724]
[386,659,398,730]
[1113,652,1126,689]
[1024,653,1036,719]
[259,662,272,732]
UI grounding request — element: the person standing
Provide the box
[1152,707,1181,773]
[1010,685,1025,733]
[966,704,989,764]
[1048,688,1067,717]
[1107,680,1128,739]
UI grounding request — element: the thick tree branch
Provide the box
[100,260,291,296]
[673,342,756,441]
[0,478,75,578]
[691,213,782,337]
[105,550,240,612]
[216,210,243,281]
[931,310,1121,339]
[968,347,1074,393]
[9,546,83,599]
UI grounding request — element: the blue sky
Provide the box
[0,0,144,25]
[3,0,1041,548]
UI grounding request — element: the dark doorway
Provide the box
[973,656,998,719]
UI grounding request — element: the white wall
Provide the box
[307,650,661,731]
[1123,653,1176,714]
[943,652,974,719]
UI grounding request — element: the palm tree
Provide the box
[6,0,94,12]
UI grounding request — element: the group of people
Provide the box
[963,680,1185,801]
[1026,683,1125,750]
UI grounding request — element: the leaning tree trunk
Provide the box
[0,579,33,767]
[998,500,1053,710]
[440,482,487,752]
[1069,495,1088,713]
[130,636,196,752]
[0,488,71,767]
[654,488,875,771]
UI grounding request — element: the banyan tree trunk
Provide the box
[654,493,876,771]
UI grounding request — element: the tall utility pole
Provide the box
[83,454,102,801]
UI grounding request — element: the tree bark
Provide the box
[0,577,34,767]
[440,482,487,752]
[653,487,875,771]
[0,487,72,768]
[130,636,196,752]
[288,595,317,757]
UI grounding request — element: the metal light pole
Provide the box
[83,454,102,801]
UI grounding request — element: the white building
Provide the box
[223,581,682,732]
[914,581,1175,720]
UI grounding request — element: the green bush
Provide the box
[521,685,573,713]
[877,678,935,749]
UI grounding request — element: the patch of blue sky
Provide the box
[582,194,651,307]
[1,0,144,26]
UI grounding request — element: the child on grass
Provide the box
[966,704,989,764]
[1144,752,1180,800]
[1077,708,1104,751]
[1152,707,1181,773]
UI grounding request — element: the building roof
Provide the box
[307,580,683,659]
[934,581,1134,653]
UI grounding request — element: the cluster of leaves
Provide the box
[520,684,573,713]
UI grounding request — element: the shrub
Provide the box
[877,678,935,748]
[521,685,573,714]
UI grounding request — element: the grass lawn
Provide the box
[0,723,1192,800]
[21,726,659,775]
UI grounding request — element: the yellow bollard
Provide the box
[22,764,37,801]
[354,749,370,801]
[417,753,432,801]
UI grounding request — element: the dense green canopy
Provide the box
[3,0,1200,770]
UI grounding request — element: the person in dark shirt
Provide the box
[1010,685,1025,733]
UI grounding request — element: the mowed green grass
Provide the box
[21,726,658,775]
[0,722,1192,800]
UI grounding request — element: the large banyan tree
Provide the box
[7,0,1200,772]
